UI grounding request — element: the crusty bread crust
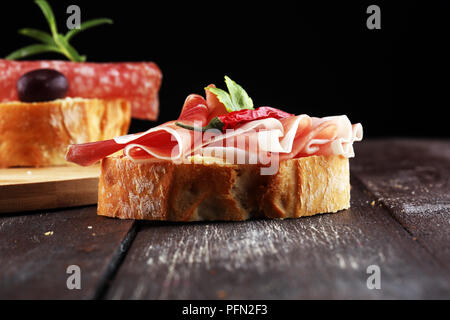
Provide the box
[0,98,130,167]
[98,155,350,221]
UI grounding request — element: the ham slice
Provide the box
[205,84,228,121]
[66,94,208,165]
[66,86,363,167]
[191,115,362,163]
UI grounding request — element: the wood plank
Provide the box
[0,165,100,214]
[0,206,136,299]
[352,139,450,268]
[105,178,450,299]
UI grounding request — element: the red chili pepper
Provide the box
[175,107,293,132]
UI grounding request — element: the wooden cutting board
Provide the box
[0,165,100,214]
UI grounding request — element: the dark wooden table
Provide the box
[1,139,449,299]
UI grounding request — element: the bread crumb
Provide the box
[412,237,417,241]
[44,231,54,236]
[92,233,96,236]
[87,226,93,229]
[370,201,375,206]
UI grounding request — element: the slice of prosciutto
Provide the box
[66,94,208,166]
[0,59,162,120]
[66,86,363,167]
[190,114,362,163]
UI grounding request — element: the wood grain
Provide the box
[0,206,136,299]
[0,165,100,214]
[104,177,450,299]
[352,139,450,268]
[1,139,449,300]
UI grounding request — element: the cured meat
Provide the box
[66,94,208,166]
[0,59,162,120]
[66,86,363,167]
[205,84,228,121]
[190,115,362,163]
[177,94,209,124]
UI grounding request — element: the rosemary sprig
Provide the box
[5,0,112,62]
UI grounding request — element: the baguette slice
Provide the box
[0,98,131,167]
[98,155,350,221]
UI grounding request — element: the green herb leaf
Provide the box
[6,0,112,62]
[206,76,254,112]
[207,87,235,112]
[5,44,61,60]
[55,34,86,62]
[34,0,58,37]
[18,28,55,45]
[65,18,113,42]
[224,75,254,110]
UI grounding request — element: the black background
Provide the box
[1,0,449,137]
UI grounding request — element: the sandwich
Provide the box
[0,60,161,167]
[66,76,363,221]
[0,0,162,168]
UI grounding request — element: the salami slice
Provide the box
[0,59,162,120]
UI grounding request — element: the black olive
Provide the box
[17,69,69,103]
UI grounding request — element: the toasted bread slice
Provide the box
[0,98,131,168]
[98,155,350,221]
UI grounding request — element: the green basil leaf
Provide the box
[5,44,61,60]
[224,76,254,110]
[65,18,113,42]
[18,28,55,45]
[206,87,236,112]
[34,0,58,37]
